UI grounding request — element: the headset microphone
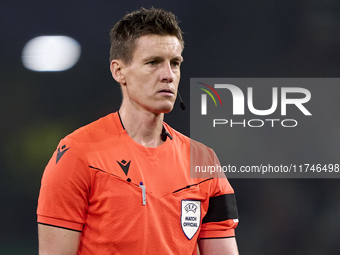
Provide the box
[177,91,186,110]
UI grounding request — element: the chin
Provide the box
[162,108,173,114]
[154,104,174,114]
[155,108,173,114]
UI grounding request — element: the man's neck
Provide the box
[118,107,165,148]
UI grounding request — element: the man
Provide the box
[37,7,239,254]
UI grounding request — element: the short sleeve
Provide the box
[37,137,91,231]
[199,149,239,239]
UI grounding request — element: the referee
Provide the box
[37,7,239,255]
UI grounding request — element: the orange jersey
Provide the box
[37,112,238,254]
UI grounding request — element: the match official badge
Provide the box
[181,200,201,240]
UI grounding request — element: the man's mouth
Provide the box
[158,89,174,95]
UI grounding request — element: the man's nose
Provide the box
[160,62,174,83]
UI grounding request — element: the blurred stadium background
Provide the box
[1,0,340,254]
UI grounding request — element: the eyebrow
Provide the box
[143,55,183,63]
[172,56,184,62]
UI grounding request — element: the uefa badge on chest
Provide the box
[181,200,201,240]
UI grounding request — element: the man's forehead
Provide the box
[135,35,183,55]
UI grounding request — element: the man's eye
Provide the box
[172,62,180,67]
[147,61,158,66]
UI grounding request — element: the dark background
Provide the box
[1,0,340,254]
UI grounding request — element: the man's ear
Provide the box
[110,59,126,85]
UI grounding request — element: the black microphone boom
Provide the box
[177,91,186,110]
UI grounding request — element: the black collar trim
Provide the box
[117,111,172,141]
